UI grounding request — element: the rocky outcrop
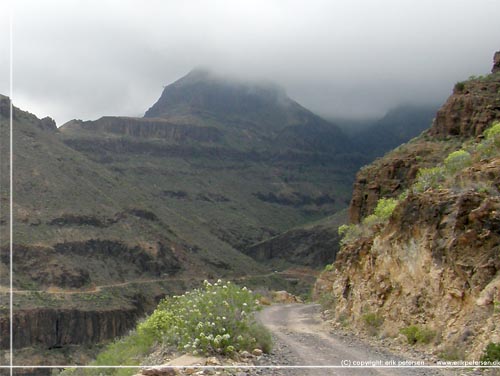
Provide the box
[244,225,341,267]
[317,53,500,359]
[429,78,500,139]
[493,51,500,73]
[0,305,144,349]
[349,53,500,223]
[316,169,500,358]
[61,116,222,143]
[2,240,181,289]
[253,191,336,208]
[48,214,114,227]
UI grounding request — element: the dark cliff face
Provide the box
[493,51,500,73]
[61,116,222,143]
[0,306,144,349]
[243,210,347,268]
[316,158,500,358]
[349,53,500,223]
[429,77,500,138]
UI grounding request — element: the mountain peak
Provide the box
[144,69,289,120]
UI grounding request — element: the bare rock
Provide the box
[251,348,263,357]
[272,290,301,303]
[493,51,500,73]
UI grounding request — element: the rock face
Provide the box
[62,116,222,143]
[349,53,500,223]
[244,211,347,267]
[493,51,500,73]
[316,53,500,359]
[316,167,500,358]
[0,305,143,349]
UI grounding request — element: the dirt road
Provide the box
[256,304,444,376]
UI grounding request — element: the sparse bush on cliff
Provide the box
[338,197,399,244]
[444,149,471,174]
[454,81,465,93]
[373,197,398,220]
[362,312,384,336]
[439,345,465,361]
[481,342,500,362]
[413,166,446,193]
[478,121,500,158]
[400,325,436,345]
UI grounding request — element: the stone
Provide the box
[493,51,500,73]
[252,348,263,356]
[142,367,177,376]
[239,350,253,358]
[272,290,300,303]
[205,357,221,366]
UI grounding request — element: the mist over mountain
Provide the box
[0,64,467,369]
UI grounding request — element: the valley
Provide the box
[1,51,499,375]
[0,69,419,369]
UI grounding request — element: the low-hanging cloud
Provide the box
[2,0,500,125]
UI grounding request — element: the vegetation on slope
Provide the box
[62,281,270,375]
[337,121,500,246]
[319,120,500,359]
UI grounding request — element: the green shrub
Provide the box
[481,342,500,362]
[362,312,384,335]
[138,280,271,356]
[400,325,436,345]
[484,122,500,140]
[439,346,465,361]
[444,149,471,174]
[318,292,336,311]
[338,223,363,245]
[62,281,272,376]
[338,197,399,246]
[478,122,500,158]
[413,166,445,193]
[454,82,465,92]
[373,198,398,220]
[323,264,333,272]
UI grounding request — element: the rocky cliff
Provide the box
[315,52,500,359]
[243,210,347,268]
[62,116,222,143]
[349,52,500,223]
[1,305,144,349]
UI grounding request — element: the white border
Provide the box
[4,3,500,373]
[9,3,14,375]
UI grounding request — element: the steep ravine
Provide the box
[315,52,500,360]
[349,57,500,223]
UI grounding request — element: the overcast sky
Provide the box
[2,0,500,125]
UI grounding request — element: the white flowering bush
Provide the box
[138,280,271,355]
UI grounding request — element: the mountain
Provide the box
[353,104,438,158]
[59,70,362,254]
[315,51,500,360]
[143,69,350,153]
[0,71,363,367]
[0,94,269,368]
[0,65,462,369]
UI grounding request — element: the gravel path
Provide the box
[254,304,448,376]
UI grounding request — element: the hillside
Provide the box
[0,94,269,368]
[315,51,500,360]
[352,104,438,159]
[59,70,362,254]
